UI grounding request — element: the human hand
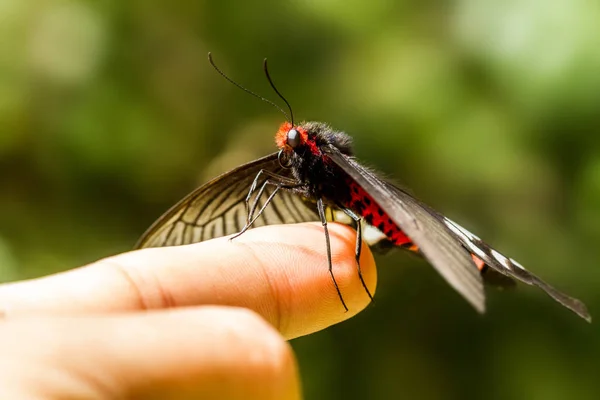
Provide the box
[0,222,376,399]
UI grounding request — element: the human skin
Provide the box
[0,222,377,399]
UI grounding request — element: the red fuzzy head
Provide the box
[275,122,316,154]
[275,121,293,149]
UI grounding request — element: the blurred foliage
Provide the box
[1,0,599,399]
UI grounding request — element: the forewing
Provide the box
[136,153,320,249]
[442,218,591,322]
[324,146,486,313]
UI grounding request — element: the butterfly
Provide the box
[135,54,591,322]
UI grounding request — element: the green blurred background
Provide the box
[1,0,599,398]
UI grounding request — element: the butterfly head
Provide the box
[275,121,354,166]
[276,122,311,151]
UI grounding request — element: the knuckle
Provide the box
[96,256,176,310]
[223,307,295,376]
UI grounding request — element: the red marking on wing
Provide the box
[275,122,320,156]
[344,179,411,246]
[471,255,486,272]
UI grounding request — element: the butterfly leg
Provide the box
[341,208,374,303]
[230,171,300,240]
[242,184,281,229]
[245,180,286,224]
[317,198,349,312]
[244,169,299,222]
[230,183,280,239]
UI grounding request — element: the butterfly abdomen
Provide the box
[344,178,515,286]
[344,179,412,246]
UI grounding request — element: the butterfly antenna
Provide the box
[208,53,290,121]
[263,58,294,127]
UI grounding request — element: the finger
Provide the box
[0,223,377,339]
[0,307,301,400]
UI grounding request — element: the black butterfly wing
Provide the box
[376,180,590,321]
[325,145,590,321]
[135,152,321,248]
[440,217,591,321]
[323,145,486,313]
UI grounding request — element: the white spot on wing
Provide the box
[491,249,513,270]
[444,218,488,260]
[444,218,471,240]
[510,258,527,271]
[466,242,489,262]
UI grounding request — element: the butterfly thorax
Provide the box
[276,121,355,201]
[275,121,412,246]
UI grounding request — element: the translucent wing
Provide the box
[135,152,320,248]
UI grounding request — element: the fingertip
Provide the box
[231,222,377,338]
